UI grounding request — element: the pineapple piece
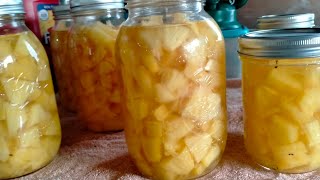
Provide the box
[182,86,221,123]
[10,147,49,170]
[85,22,116,47]
[0,39,12,60]
[26,104,51,128]
[37,65,51,81]
[159,147,195,175]
[6,103,27,136]
[126,99,149,121]
[141,53,159,74]
[134,66,154,97]
[265,68,303,95]
[154,105,170,121]
[0,137,9,162]
[201,144,221,167]
[162,25,191,51]
[155,84,176,103]
[182,38,207,67]
[298,88,320,116]
[142,136,162,163]
[184,133,212,163]
[1,78,36,105]
[282,101,312,124]
[0,121,7,135]
[309,144,320,169]
[14,33,37,57]
[0,98,6,121]
[206,119,225,141]
[143,120,163,137]
[41,135,61,158]
[304,120,320,146]
[254,86,280,116]
[272,141,309,170]
[268,115,299,145]
[141,15,163,26]
[4,57,39,81]
[138,28,162,51]
[160,69,189,99]
[19,127,41,148]
[191,164,206,177]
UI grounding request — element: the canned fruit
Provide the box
[0,32,61,179]
[117,19,226,179]
[50,30,77,112]
[69,21,123,132]
[243,58,320,173]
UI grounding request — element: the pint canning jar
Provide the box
[69,0,127,132]
[116,0,227,179]
[0,0,61,179]
[239,29,320,173]
[50,1,76,113]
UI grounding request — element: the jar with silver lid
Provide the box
[50,1,77,113]
[239,28,320,173]
[68,0,126,132]
[0,0,61,179]
[256,13,315,29]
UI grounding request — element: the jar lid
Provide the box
[70,0,124,13]
[53,4,71,17]
[257,13,315,29]
[60,0,70,5]
[0,0,25,15]
[238,28,320,58]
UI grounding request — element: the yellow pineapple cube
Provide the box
[206,119,226,141]
[0,137,9,162]
[9,147,49,170]
[254,86,280,116]
[272,141,309,170]
[142,136,162,163]
[138,28,162,52]
[14,33,37,57]
[268,115,299,145]
[182,86,221,123]
[37,65,51,81]
[0,39,12,60]
[134,66,154,97]
[19,127,41,148]
[201,144,221,168]
[162,26,191,51]
[141,53,159,74]
[155,84,176,103]
[303,120,320,146]
[298,88,320,116]
[184,133,212,163]
[26,104,51,128]
[143,120,163,137]
[161,69,189,99]
[1,78,36,105]
[6,103,27,136]
[41,135,61,158]
[159,147,195,175]
[126,99,149,121]
[309,144,320,169]
[191,164,206,177]
[153,105,170,121]
[4,57,39,81]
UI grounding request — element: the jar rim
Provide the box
[0,0,25,15]
[70,0,124,13]
[125,0,204,8]
[238,28,320,58]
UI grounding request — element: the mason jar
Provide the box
[239,29,320,173]
[116,0,227,179]
[50,1,76,113]
[0,1,61,179]
[68,0,126,132]
[256,13,315,30]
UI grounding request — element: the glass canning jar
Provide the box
[239,28,320,173]
[0,0,61,179]
[50,1,76,113]
[68,0,126,132]
[116,0,227,179]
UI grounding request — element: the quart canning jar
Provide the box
[50,1,76,113]
[0,1,61,179]
[116,0,227,179]
[68,0,126,132]
[239,29,320,173]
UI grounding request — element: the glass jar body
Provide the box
[116,2,227,179]
[241,55,320,173]
[50,17,76,113]
[68,9,126,132]
[0,17,61,179]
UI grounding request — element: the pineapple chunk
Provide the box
[182,86,221,123]
[134,66,154,97]
[304,120,320,146]
[0,137,9,162]
[160,69,189,98]
[26,104,51,128]
[0,98,6,121]
[272,141,309,170]
[265,68,303,95]
[143,120,163,137]
[162,26,191,51]
[1,78,36,105]
[4,57,39,81]
[85,22,117,47]
[254,86,280,116]
[201,144,221,167]
[37,65,51,81]
[298,88,320,115]
[41,135,61,158]
[19,127,41,148]
[153,105,170,121]
[282,101,312,124]
[142,136,162,163]
[6,103,27,136]
[184,133,212,163]
[126,99,149,121]
[206,119,225,141]
[309,144,320,169]
[191,164,206,177]
[183,38,207,67]
[0,39,12,60]
[159,147,195,175]
[141,53,159,73]
[138,28,162,51]
[14,33,37,57]
[155,84,176,103]
[10,147,49,170]
[268,115,299,145]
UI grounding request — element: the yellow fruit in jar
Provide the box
[184,133,212,163]
[0,137,10,162]
[2,78,36,105]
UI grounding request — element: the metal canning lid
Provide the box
[238,28,320,58]
[60,0,71,5]
[0,0,25,15]
[70,0,125,13]
[257,13,315,29]
[126,0,204,8]
[53,4,71,17]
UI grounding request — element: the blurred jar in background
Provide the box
[68,0,127,132]
[50,1,76,113]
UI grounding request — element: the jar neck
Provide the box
[127,1,203,17]
[0,14,28,35]
[72,9,126,26]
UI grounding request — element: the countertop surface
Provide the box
[15,80,320,180]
